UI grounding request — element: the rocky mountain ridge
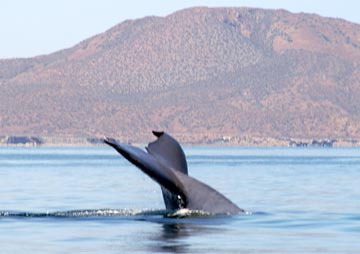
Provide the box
[1,7,360,144]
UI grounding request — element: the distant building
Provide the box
[6,136,43,146]
[289,139,336,147]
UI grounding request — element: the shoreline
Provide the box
[1,135,359,147]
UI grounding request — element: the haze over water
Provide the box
[1,146,359,253]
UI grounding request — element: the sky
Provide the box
[1,0,360,59]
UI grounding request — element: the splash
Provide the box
[165,209,213,218]
[0,209,168,218]
[0,208,240,219]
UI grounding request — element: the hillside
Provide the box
[1,7,360,144]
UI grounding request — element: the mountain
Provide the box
[1,7,360,144]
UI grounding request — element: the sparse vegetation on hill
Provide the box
[1,7,360,144]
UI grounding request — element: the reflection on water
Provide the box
[153,223,193,253]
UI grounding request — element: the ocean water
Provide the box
[0,146,359,253]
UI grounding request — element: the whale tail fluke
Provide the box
[104,132,245,214]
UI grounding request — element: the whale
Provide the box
[104,131,245,214]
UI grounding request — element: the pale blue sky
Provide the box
[1,0,359,59]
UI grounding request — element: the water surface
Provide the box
[0,146,359,253]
